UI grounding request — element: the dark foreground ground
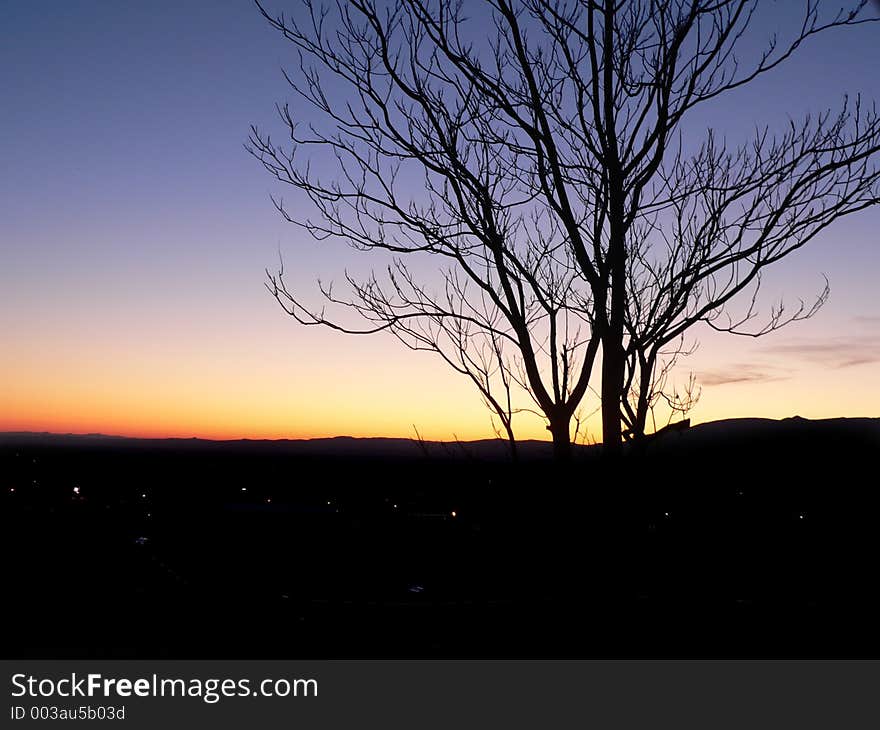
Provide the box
[2,416,879,658]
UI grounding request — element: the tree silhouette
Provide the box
[249,0,880,458]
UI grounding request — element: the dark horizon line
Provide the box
[1,414,877,446]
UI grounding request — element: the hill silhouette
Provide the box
[4,414,877,459]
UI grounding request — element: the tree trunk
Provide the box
[548,417,572,463]
[601,344,624,455]
[599,7,626,459]
[502,420,519,463]
[601,213,627,456]
[633,351,654,442]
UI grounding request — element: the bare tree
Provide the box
[248,0,606,461]
[518,0,880,449]
[250,0,880,458]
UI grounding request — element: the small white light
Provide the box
[73,486,80,495]
[451,511,457,518]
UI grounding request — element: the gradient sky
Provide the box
[2,1,879,442]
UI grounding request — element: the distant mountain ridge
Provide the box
[2,416,878,461]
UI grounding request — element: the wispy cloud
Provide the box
[698,364,789,387]
[760,335,880,369]
[852,315,880,327]
[700,329,880,388]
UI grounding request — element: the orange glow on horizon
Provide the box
[3,366,878,444]
[3,305,878,443]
